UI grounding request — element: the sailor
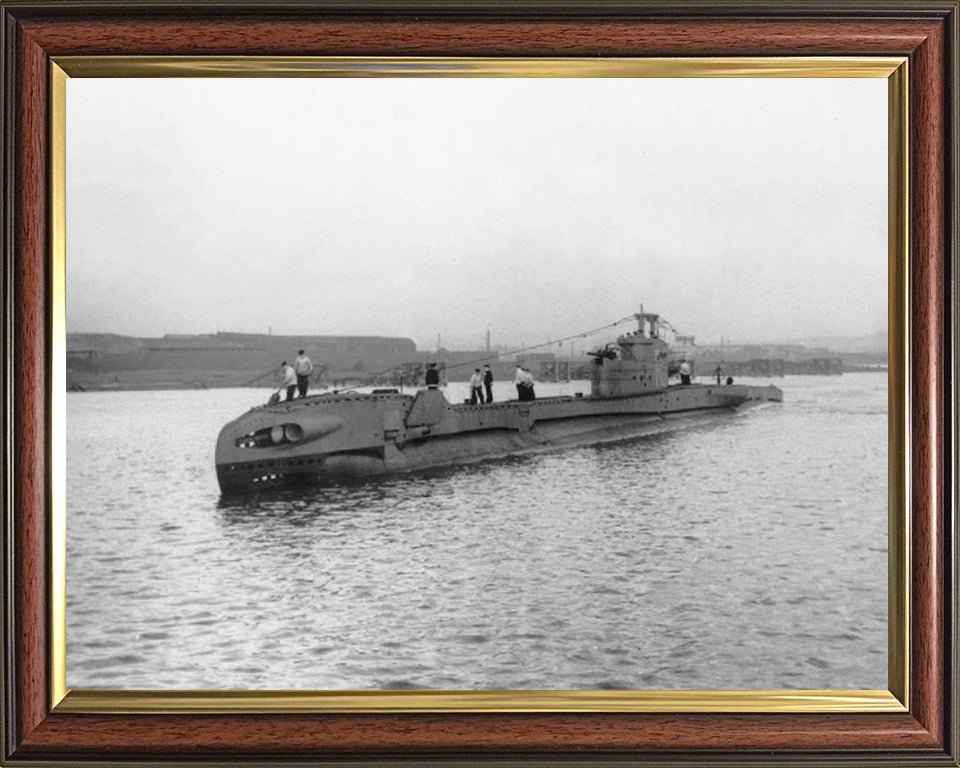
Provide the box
[514,364,525,400]
[470,368,484,404]
[280,361,297,402]
[679,359,692,385]
[715,364,722,385]
[425,362,440,389]
[523,367,536,400]
[483,364,494,404]
[516,366,536,401]
[294,349,313,398]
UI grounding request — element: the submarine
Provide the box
[215,312,783,494]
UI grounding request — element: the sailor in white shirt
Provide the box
[469,368,484,405]
[280,361,297,402]
[294,350,313,398]
[679,359,692,385]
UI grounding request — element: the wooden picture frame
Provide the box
[2,2,956,765]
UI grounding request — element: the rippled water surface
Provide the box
[67,374,887,690]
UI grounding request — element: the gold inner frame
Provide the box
[49,55,909,714]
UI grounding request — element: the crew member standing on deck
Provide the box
[425,362,440,389]
[280,361,297,402]
[483,364,494,404]
[469,368,484,404]
[521,367,536,400]
[679,359,692,385]
[294,349,313,398]
[514,363,525,400]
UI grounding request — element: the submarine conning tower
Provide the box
[590,312,671,397]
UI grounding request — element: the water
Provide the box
[66,374,887,690]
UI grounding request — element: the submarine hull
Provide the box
[215,384,782,494]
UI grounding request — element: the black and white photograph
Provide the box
[65,74,888,692]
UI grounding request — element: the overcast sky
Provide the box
[66,77,887,351]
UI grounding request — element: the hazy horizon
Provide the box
[67,77,887,351]
[66,325,887,356]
